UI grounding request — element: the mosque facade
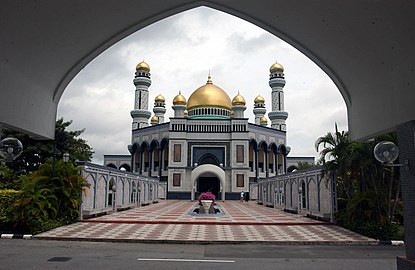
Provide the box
[104,61,313,200]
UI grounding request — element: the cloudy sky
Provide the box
[57,7,348,165]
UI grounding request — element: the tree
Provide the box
[315,124,353,199]
[2,118,93,175]
[297,161,314,170]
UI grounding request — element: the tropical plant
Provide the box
[0,163,19,189]
[14,158,89,232]
[315,124,353,199]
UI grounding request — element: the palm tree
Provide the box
[315,124,353,199]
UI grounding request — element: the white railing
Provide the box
[257,166,337,222]
[77,162,159,218]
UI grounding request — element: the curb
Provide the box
[1,234,33,240]
[33,236,379,246]
[379,240,405,246]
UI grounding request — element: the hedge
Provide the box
[0,189,21,224]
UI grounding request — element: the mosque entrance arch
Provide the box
[197,175,220,199]
[191,164,225,201]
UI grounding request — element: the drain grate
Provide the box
[48,257,72,262]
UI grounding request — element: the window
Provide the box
[174,144,181,162]
[236,145,244,163]
[173,173,181,186]
[237,174,244,187]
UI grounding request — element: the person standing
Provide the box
[240,191,244,202]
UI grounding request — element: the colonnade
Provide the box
[77,162,159,218]
[257,167,337,222]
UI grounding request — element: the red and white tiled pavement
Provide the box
[35,200,377,244]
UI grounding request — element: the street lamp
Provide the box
[63,152,70,163]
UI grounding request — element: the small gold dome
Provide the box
[254,95,265,103]
[136,60,150,72]
[184,110,188,116]
[150,115,159,123]
[230,110,234,116]
[155,94,165,103]
[173,91,187,105]
[232,92,246,106]
[269,62,284,73]
[260,116,268,123]
[187,75,232,110]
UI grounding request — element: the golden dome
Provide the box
[232,92,246,106]
[136,60,150,72]
[260,116,268,123]
[269,62,284,73]
[187,75,232,110]
[150,115,159,123]
[184,110,188,116]
[155,94,165,103]
[230,110,234,116]
[254,95,265,103]
[173,91,187,105]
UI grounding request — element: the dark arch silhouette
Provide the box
[198,153,220,166]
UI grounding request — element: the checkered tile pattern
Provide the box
[88,200,325,224]
[35,201,377,244]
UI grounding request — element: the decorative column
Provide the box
[130,61,152,129]
[268,61,289,131]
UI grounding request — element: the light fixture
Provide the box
[0,137,23,162]
[63,152,70,163]
[374,141,399,165]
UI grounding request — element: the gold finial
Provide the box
[207,70,212,84]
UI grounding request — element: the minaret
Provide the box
[253,95,266,125]
[153,94,166,123]
[172,91,187,117]
[232,92,246,118]
[130,60,152,129]
[268,61,288,131]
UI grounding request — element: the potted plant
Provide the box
[198,192,215,214]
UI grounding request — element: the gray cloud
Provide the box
[58,6,348,165]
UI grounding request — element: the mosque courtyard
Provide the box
[35,200,376,244]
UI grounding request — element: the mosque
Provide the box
[104,61,313,200]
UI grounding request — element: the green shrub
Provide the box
[336,210,398,240]
[0,189,21,224]
[14,159,89,233]
[30,218,70,235]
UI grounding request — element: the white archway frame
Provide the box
[191,164,226,202]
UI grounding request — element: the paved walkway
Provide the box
[35,200,377,244]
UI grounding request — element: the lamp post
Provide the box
[63,152,70,163]
[51,149,60,178]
